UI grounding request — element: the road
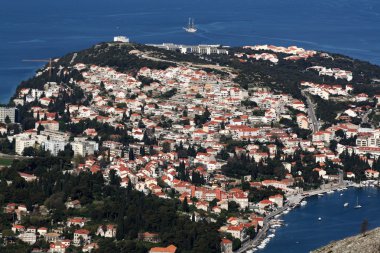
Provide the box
[0,152,28,160]
[302,90,320,133]
[139,52,234,73]
[361,109,372,124]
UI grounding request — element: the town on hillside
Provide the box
[1,40,380,253]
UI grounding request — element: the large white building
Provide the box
[39,130,70,156]
[15,134,37,155]
[114,36,129,43]
[18,232,37,245]
[14,130,69,156]
[71,138,99,157]
[0,107,16,123]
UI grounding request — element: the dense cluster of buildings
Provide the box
[4,43,380,252]
[147,43,229,55]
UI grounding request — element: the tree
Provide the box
[330,140,338,152]
[246,226,256,239]
[73,155,85,167]
[37,123,45,134]
[109,170,121,186]
[23,146,36,157]
[4,116,11,124]
[182,197,189,212]
[162,142,171,153]
[128,149,135,161]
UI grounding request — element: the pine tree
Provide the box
[129,149,135,161]
[182,197,189,212]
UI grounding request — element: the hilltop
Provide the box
[14,41,380,126]
[312,227,380,253]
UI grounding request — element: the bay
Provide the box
[259,187,380,253]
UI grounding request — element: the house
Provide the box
[44,232,61,243]
[65,199,81,209]
[365,169,379,179]
[82,242,99,252]
[258,199,273,210]
[96,224,117,238]
[67,217,87,228]
[19,232,37,245]
[12,224,25,233]
[19,172,37,182]
[346,172,356,179]
[313,168,327,178]
[226,225,246,240]
[49,241,69,253]
[220,238,233,253]
[73,229,90,246]
[138,232,161,243]
[269,194,284,208]
[149,245,177,253]
[38,227,48,236]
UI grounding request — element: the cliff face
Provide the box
[312,227,380,253]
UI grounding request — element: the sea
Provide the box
[1,0,380,251]
[259,187,380,253]
[1,0,380,103]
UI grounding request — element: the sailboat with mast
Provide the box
[184,18,197,33]
[354,196,362,209]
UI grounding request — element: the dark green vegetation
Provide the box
[0,157,13,167]
[0,156,221,253]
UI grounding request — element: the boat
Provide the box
[327,190,334,194]
[318,193,324,196]
[344,202,349,207]
[268,234,275,238]
[354,196,362,209]
[318,217,322,221]
[184,18,197,33]
[300,200,307,206]
[340,193,343,196]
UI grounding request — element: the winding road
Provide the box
[302,90,320,133]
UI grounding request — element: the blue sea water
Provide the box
[260,187,380,253]
[1,0,380,103]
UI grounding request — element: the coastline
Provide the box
[241,180,379,253]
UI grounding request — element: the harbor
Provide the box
[238,182,380,253]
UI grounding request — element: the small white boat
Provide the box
[327,190,334,194]
[318,217,322,221]
[318,193,324,196]
[344,203,349,207]
[300,200,307,206]
[268,234,275,238]
[354,196,362,209]
[340,193,343,196]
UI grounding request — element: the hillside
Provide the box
[312,227,380,253]
[2,41,380,253]
[13,42,380,126]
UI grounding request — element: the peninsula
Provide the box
[1,40,380,253]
